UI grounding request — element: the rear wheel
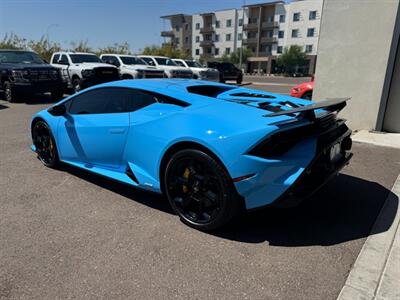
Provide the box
[164,149,240,231]
[236,75,243,85]
[219,74,225,83]
[72,77,81,93]
[32,121,59,168]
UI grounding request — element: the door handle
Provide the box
[109,128,125,134]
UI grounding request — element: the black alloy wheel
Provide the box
[3,81,15,103]
[32,121,59,168]
[164,149,240,231]
[301,91,313,100]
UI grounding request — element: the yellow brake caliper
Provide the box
[182,168,190,193]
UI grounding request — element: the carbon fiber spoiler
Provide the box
[264,98,350,120]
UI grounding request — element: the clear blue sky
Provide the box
[0,0,276,53]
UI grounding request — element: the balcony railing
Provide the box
[243,22,259,31]
[200,27,214,34]
[260,37,277,44]
[161,30,174,37]
[242,38,258,45]
[200,40,214,47]
[261,21,279,29]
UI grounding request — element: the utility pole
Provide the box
[46,24,59,50]
[239,0,245,71]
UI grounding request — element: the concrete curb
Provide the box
[337,174,400,300]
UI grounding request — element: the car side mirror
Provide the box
[48,104,66,116]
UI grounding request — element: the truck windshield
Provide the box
[186,61,203,68]
[70,54,102,63]
[154,57,177,66]
[120,56,146,65]
[0,51,45,64]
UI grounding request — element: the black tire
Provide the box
[122,74,134,80]
[301,91,312,100]
[3,81,16,103]
[219,75,225,83]
[51,90,64,101]
[72,77,81,93]
[164,149,241,231]
[236,75,243,85]
[32,121,59,168]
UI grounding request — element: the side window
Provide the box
[69,88,130,115]
[52,54,60,63]
[127,90,157,112]
[141,57,155,66]
[60,55,69,64]
[101,55,111,63]
[174,60,185,67]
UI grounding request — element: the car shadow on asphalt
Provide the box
[213,174,398,246]
[59,163,174,215]
[21,94,67,105]
[0,103,9,110]
[56,164,398,246]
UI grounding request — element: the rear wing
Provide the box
[264,98,350,120]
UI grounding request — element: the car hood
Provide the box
[1,63,58,70]
[73,62,117,69]
[293,81,314,90]
[160,65,190,71]
[124,65,161,71]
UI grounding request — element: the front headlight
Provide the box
[81,69,94,77]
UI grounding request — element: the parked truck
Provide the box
[0,49,66,102]
[50,52,120,93]
[138,55,193,79]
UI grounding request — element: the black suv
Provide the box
[207,61,243,84]
[0,50,66,102]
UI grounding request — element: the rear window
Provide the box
[187,85,235,98]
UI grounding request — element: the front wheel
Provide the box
[164,149,241,231]
[32,121,59,168]
[301,91,312,100]
[72,78,82,93]
[3,81,17,103]
[236,75,243,85]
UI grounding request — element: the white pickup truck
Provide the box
[138,55,193,79]
[100,54,165,79]
[50,52,120,93]
[172,59,219,82]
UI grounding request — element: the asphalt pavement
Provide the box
[0,89,399,299]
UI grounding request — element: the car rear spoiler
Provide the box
[264,98,350,120]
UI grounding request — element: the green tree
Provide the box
[0,33,28,50]
[28,36,61,62]
[228,48,253,65]
[70,40,92,53]
[142,44,191,59]
[97,42,131,56]
[276,45,308,75]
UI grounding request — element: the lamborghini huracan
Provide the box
[30,79,352,230]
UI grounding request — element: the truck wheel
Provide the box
[219,75,225,83]
[236,75,243,85]
[72,78,81,93]
[3,81,17,103]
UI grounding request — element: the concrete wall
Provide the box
[313,0,399,131]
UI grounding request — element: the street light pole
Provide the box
[239,0,245,71]
[46,24,59,50]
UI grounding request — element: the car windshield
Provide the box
[70,54,102,63]
[120,56,147,65]
[154,57,177,66]
[0,51,45,64]
[186,61,203,68]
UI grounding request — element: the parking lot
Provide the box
[1,81,400,299]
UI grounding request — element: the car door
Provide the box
[56,87,130,170]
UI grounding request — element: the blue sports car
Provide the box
[30,79,352,230]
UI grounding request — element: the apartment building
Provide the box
[160,0,322,74]
[160,14,192,55]
[191,9,243,60]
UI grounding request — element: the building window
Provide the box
[291,29,299,38]
[277,46,283,54]
[214,34,219,42]
[196,36,200,43]
[226,19,232,27]
[226,33,231,41]
[225,47,231,54]
[175,26,180,32]
[293,12,300,22]
[195,23,200,30]
[238,33,242,41]
[215,48,219,55]
[278,30,284,38]
[309,10,317,20]
[307,28,315,37]
[185,37,189,44]
[175,37,180,44]
[207,47,212,54]
[251,47,256,53]
[238,18,243,26]
[195,49,200,55]
[279,14,285,23]
[305,44,313,53]
[215,20,220,28]
[267,16,273,23]
[185,23,189,30]
[204,34,212,41]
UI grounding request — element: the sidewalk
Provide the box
[338,131,400,300]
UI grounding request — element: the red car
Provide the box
[290,80,314,100]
